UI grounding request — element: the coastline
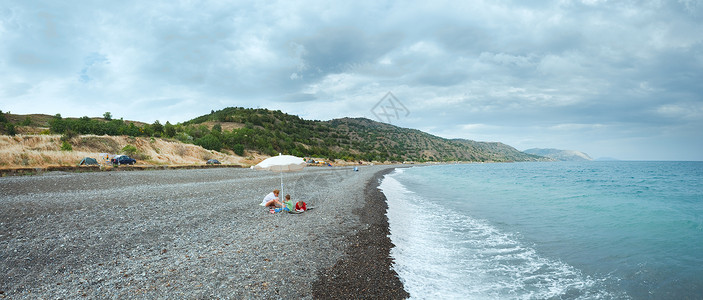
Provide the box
[312,168,409,299]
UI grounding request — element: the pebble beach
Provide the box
[0,165,407,299]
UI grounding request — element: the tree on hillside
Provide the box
[49,114,66,134]
[212,123,222,133]
[0,110,9,135]
[164,121,176,138]
[105,119,125,135]
[5,123,16,136]
[103,112,112,120]
[188,125,210,140]
[140,124,154,137]
[195,134,222,151]
[75,116,93,134]
[210,124,223,141]
[232,144,244,156]
[152,120,163,137]
[125,123,140,137]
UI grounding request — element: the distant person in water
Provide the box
[261,189,282,208]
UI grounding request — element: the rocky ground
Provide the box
[313,168,409,299]
[0,166,407,299]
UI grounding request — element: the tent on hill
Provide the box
[78,157,99,166]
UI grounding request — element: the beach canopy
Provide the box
[254,154,306,195]
[254,155,306,172]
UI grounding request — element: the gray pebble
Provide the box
[0,165,394,299]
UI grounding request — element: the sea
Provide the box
[381,161,703,299]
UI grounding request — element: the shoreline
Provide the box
[312,168,409,299]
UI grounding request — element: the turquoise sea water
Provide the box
[381,161,703,299]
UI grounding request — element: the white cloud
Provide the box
[548,123,607,131]
[479,52,536,68]
[655,103,703,120]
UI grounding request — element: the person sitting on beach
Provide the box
[260,189,283,208]
[282,194,294,211]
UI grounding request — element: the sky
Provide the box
[1,0,702,161]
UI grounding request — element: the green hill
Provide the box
[182,107,544,162]
[1,107,546,163]
[324,117,544,162]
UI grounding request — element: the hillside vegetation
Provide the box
[0,107,545,167]
[183,107,544,162]
[326,117,543,162]
[182,107,544,162]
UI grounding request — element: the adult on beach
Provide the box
[261,189,283,208]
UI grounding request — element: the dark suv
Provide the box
[111,155,136,165]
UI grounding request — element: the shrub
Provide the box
[175,132,192,143]
[212,123,222,133]
[202,152,212,161]
[164,122,176,138]
[5,123,16,136]
[195,134,222,151]
[152,120,163,136]
[175,144,187,156]
[60,129,77,142]
[232,144,245,156]
[61,141,73,151]
[121,144,150,160]
[122,144,138,156]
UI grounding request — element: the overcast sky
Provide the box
[2,1,702,160]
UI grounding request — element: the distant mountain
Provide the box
[184,107,546,162]
[326,117,545,162]
[523,148,593,161]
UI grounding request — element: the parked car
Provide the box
[206,159,221,165]
[111,155,136,165]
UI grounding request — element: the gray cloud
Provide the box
[1,0,701,160]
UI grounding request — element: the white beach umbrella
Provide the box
[253,154,306,195]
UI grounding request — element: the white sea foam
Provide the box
[382,171,615,299]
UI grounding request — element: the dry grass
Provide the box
[200,121,245,132]
[0,134,264,169]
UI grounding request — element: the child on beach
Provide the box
[282,194,294,212]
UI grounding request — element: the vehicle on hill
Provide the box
[111,155,136,166]
[206,159,221,165]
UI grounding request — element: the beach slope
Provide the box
[0,166,406,298]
